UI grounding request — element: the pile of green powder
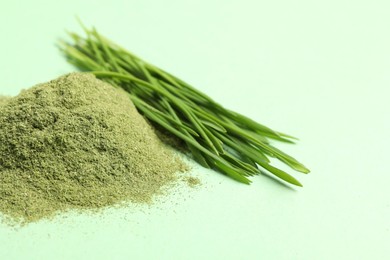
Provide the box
[0,73,188,224]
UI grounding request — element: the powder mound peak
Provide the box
[0,73,186,224]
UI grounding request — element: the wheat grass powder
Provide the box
[0,73,188,224]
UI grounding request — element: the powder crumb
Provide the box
[185,177,202,188]
[0,72,188,225]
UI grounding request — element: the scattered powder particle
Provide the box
[0,73,188,224]
[185,177,201,188]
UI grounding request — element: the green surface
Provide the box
[1,0,389,259]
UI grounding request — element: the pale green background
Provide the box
[0,0,389,259]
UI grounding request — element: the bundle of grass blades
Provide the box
[60,27,309,186]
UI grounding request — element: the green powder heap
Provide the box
[0,73,187,224]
